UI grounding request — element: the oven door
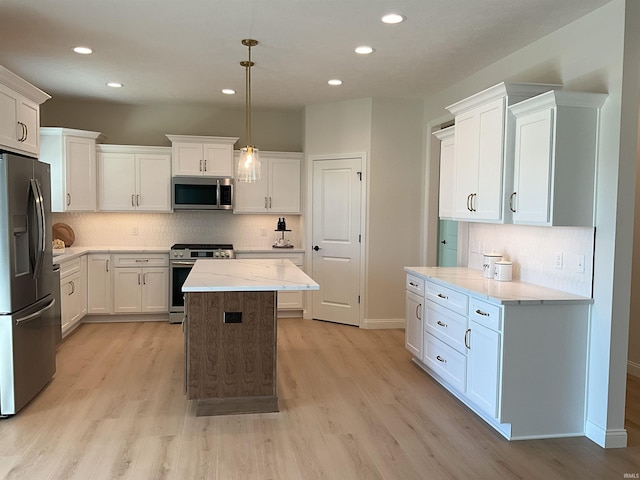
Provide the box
[169,260,195,323]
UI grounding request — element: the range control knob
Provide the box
[214,251,221,258]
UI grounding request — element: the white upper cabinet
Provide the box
[446,82,561,223]
[40,128,101,212]
[234,151,302,214]
[97,145,172,212]
[509,90,607,226]
[433,126,455,219]
[166,134,238,177]
[0,66,50,157]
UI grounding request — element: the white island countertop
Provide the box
[183,258,320,292]
[405,266,593,305]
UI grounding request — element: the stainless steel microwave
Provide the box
[171,177,233,210]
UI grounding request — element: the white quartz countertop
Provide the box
[183,258,320,292]
[53,246,169,264]
[404,266,593,305]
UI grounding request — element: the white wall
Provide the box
[422,0,637,447]
[304,97,424,326]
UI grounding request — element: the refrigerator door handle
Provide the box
[30,178,46,280]
[15,298,55,325]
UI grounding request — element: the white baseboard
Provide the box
[628,360,640,378]
[83,313,170,323]
[360,317,405,329]
[585,420,628,448]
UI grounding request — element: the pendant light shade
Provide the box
[237,39,261,183]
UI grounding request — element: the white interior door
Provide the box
[311,157,362,326]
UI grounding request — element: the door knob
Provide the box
[313,245,321,251]
[440,240,447,245]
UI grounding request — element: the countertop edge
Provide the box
[404,266,593,305]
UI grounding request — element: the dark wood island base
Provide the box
[185,290,279,416]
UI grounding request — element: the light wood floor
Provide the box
[1,319,639,480]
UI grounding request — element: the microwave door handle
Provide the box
[30,178,45,279]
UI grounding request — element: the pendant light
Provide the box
[237,39,261,183]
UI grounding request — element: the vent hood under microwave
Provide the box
[171,176,233,211]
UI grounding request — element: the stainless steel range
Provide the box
[169,243,235,323]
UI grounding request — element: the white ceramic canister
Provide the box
[482,251,502,279]
[494,260,513,282]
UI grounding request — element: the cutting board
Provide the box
[52,223,75,247]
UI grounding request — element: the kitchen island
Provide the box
[182,258,319,416]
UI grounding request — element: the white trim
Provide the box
[628,360,640,378]
[82,313,169,323]
[585,420,628,448]
[306,152,367,327]
[361,318,405,330]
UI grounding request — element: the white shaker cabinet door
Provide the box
[269,157,301,214]
[172,142,204,176]
[466,320,501,419]
[65,135,97,211]
[141,268,168,313]
[203,143,233,177]
[405,291,423,358]
[113,269,143,313]
[137,153,171,211]
[87,254,112,314]
[98,152,136,211]
[512,109,553,224]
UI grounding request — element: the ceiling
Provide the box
[0,0,611,110]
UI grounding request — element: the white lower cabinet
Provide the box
[87,254,112,314]
[59,255,87,337]
[405,271,590,440]
[112,254,168,314]
[405,275,424,358]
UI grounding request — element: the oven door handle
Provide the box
[171,261,197,266]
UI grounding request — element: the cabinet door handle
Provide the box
[199,159,203,172]
[471,193,477,212]
[106,259,109,272]
[416,303,422,320]
[437,320,447,328]
[69,281,75,295]
[437,293,448,300]
[510,192,517,213]
[465,328,471,349]
[17,122,27,142]
[131,194,135,206]
[143,273,146,285]
[204,159,207,172]
[269,197,272,208]
[475,309,490,317]
[67,193,71,206]
[466,193,472,212]
[265,196,268,208]
[135,259,149,263]
[138,273,141,285]
[436,355,447,363]
[22,123,28,142]
[136,194,140,206]
[409,281,418,288]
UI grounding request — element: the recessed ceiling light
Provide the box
[73,46,93,55]
[328,79,343,86]
[221,89,236,95]
[355,46,375,55]
[106,82,123,88]
[381,13,406,24]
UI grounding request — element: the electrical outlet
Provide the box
[260,227,267,236]
[555,252,563,270]
[576,254,585,273]
[132,226,138,236]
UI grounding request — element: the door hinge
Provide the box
[357,171,362,181]
[357,295,361,304]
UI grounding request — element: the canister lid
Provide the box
[483,251,502,258]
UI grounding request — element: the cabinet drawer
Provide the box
[406,274,424,296]
[425,301,468,354]
[60,257,81,278]
[469,297,502,331]
[425,281,468,316]
[112,253,169,267]
[424,333,467,393]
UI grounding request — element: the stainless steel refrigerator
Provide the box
[0,150,57,416]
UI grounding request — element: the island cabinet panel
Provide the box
[186,290,278,416]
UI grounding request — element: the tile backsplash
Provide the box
[468,223,594,297]
[52,212,303,249]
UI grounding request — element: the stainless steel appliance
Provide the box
[169,243,235,323]
[0,151,56,416]
[171,177,233,210]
